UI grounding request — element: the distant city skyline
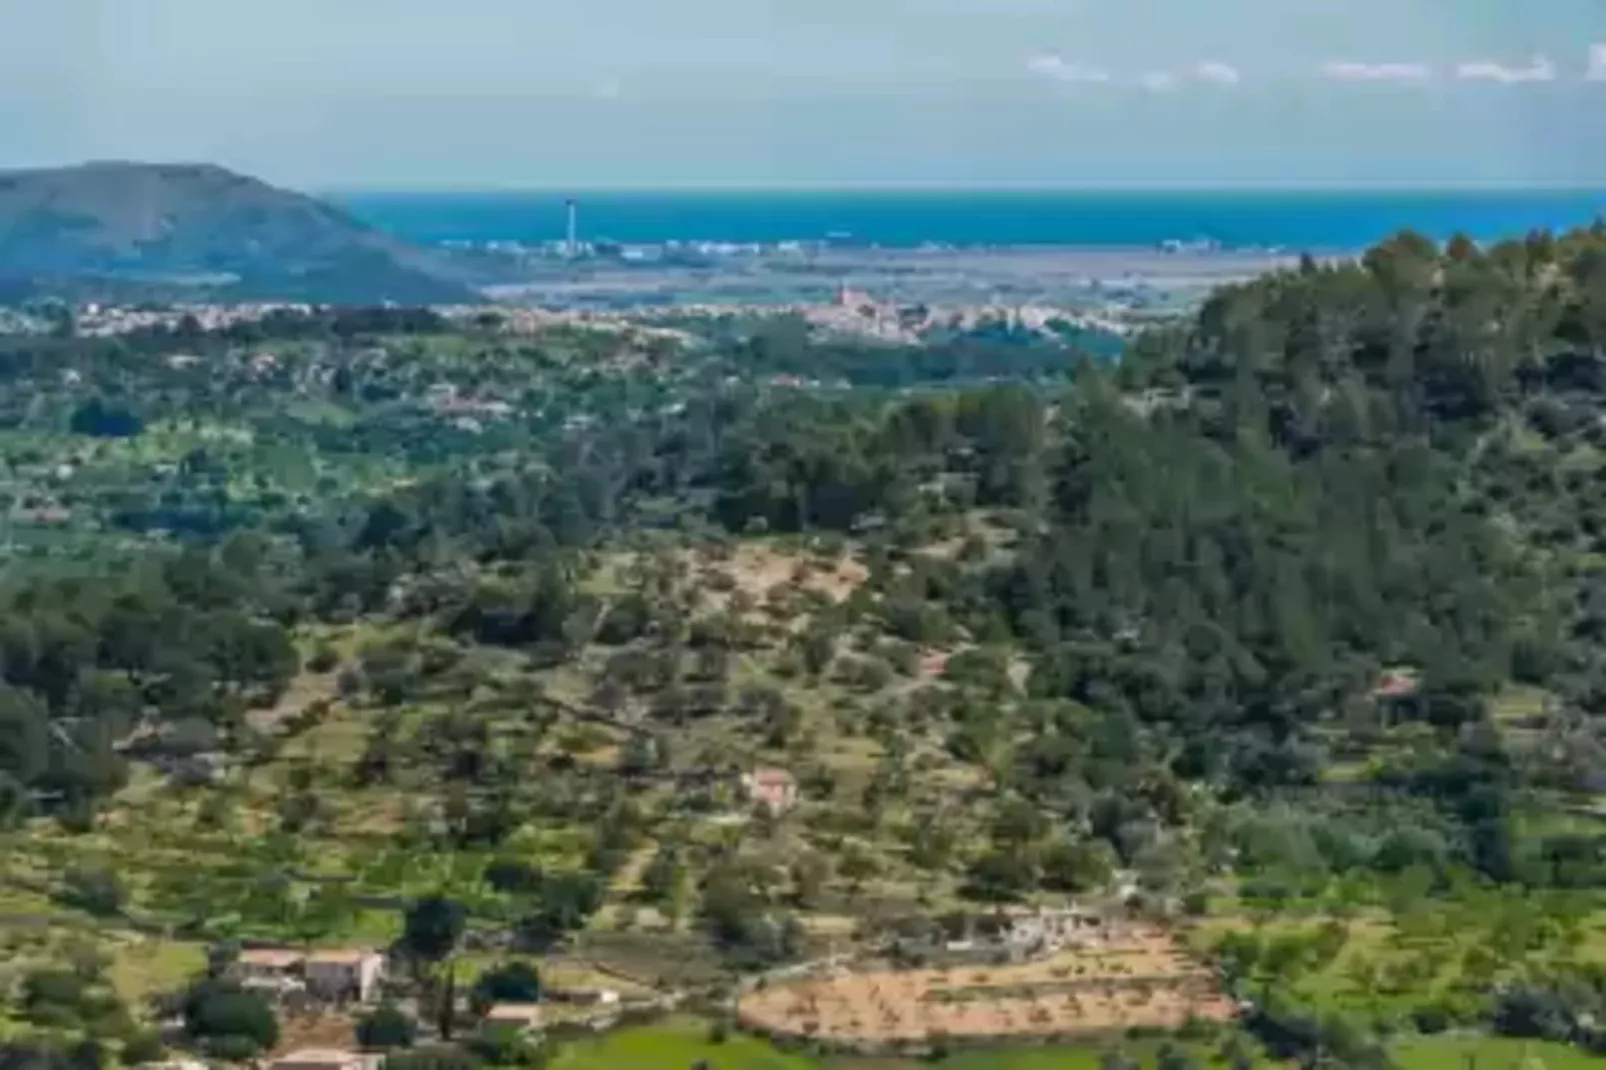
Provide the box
[5,0,1606,189]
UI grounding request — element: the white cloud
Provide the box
[1136,61,1239,92]
[1026,55,1110,83]
[1319,61,1434,83]
[1191,61,1241,86]
[1138,70,1179,93]
[1455,55,1556,84]
[1588,43,1606,81]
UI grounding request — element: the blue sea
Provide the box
[334,189,1606,252]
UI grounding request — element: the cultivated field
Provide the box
[738,926,1234,1048]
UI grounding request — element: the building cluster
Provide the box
[73,303,314,337]
[444,237,829,265]
[231,947,387,1007]
[218,947,545,1070]
[439,304,691,345]
[925,906,1117,964]
[792,285,1129,343]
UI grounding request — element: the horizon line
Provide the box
[317,180,1606,196]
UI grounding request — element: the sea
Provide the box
[333,189,1606,252]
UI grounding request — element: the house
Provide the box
[740,767,798,814]
[1372,669,1422,723]
[1373,670,1420,700]
[482,1003,544,1035]
[233,949,304,983]
[304,950,386,1004]
[270,1049,371,1070]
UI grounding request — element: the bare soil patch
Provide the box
[693,544,868,608]
[738,926,1232,1047]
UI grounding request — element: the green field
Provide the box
[550,1018,817,1070]
[547,1020,1606,1070]
[1394,1038,1606,1070]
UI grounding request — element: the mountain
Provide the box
[0,161,478,305]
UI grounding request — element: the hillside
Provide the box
[2,231,1606,1069]
[0,162,477,304]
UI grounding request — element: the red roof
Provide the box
[1372,672,1420,699]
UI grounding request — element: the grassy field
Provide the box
[549,1017,817,1070]
[547,1019,1260,1070]
[548,1019,1606,1070]
[1394,1038,1606,1070]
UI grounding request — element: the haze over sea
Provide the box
[335,189,1606,252]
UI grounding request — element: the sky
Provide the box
[5,0,1606,189]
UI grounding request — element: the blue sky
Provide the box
[5,0,1605,188]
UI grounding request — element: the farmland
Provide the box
[739,926,1233,1049]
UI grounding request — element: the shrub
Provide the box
[467,1024,539,1068]
[470,962,542,1014]
[202,1035,264,1062]
[358,1003,418,1050]
[182,980,279,1054]
[307,645,341,673]
[1411,1003,1451,1035]
[120,1031,165,1066]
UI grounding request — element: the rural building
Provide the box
[304,950,386,1004]
[740,767,798,814]
[233,948,304,983]
[1372,669,1422,722]
[1003,907,1104,954]
[1372,670,1420,700]
[482,1003,544,1034]
[270,1050,371,1070]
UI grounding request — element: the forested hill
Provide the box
[703,225,1606,859]
[0,162,475,304]
[5,227,1606,1070]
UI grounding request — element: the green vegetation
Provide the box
[2,225,1606,1069]
[549,1018,816,1070]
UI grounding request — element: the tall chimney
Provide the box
[565,199,579,259]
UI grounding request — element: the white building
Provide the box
[304,950,386,1004]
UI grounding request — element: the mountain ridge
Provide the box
[0,161,479,305]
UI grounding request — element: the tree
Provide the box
[56,866,124,918]
[468,1024,542,1068]
[0,1041,78,1070]
[470,962,542,1014]
[485,859,542,897]
[357,1003,417,1050]
[1156,1042,1198,1070]
[19,971,95,1030]
[790,852,831,909]
[181,980,279,1055]
[1040,840,1115,894]
[838,846,878,895]
[119,1031,165,1066]
[513,872,604,951]
[641,846,687,913]
[965,848,1035,903]
[403,895,467,964]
